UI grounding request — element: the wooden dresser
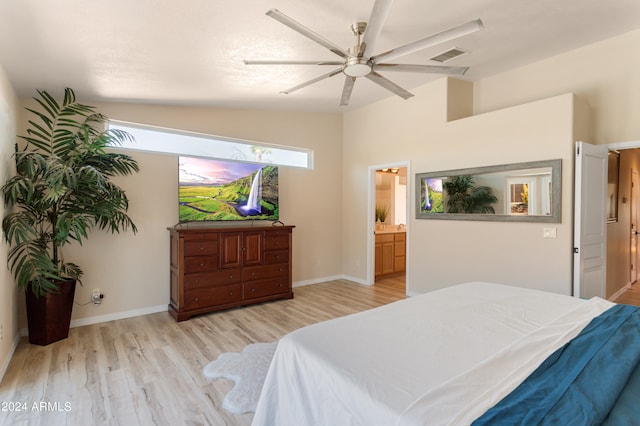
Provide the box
[168,225,294,321]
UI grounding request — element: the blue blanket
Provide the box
[472,304,640,426]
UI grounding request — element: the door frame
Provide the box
[367,160,411,290]
[600,140,640,297]
[631,168,639,284]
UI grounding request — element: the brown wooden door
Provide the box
[220,232,242,268]
[381,241,394,275]
[243,231,264,266]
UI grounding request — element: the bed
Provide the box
[252,282,640,425]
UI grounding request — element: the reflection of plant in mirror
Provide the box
[375,205,388,222]
[443,175,498,214]
[521,184,529,205]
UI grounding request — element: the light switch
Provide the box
[543,227,557,238]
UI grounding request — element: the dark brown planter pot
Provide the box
[25,279,76,346]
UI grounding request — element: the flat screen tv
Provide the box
[178,156,279,222]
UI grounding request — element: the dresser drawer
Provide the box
[265,235,289,250]
[184,284,242,310]
[243,264,288,282]
[184,232,218,241]
[184,256,218,274]
[265,229,290,238]
[184,240,218,257]
[184,268,242,290]
[264,249,289,265]
[244,278,290,300]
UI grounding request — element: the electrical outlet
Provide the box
[92,289,102,304]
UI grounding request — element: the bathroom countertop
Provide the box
[374,227,406,234]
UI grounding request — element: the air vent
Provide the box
[429,47,468,63]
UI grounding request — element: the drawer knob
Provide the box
[276,255,280,259]
[251,288,256,292]
[279,283,284,287]
[279,268,283,272]
[251,272,255,276]
[194,297,199,302]
[195,280,200,284]
[229,275,233,279]
[200,263,204,267]
[229,292,233,296]
[200,247,204,251]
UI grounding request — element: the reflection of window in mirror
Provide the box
[506,178,534,215]
[542,176,552,216]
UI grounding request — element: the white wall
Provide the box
[14,101,344,327]
[344,78,583,296]
[475,29,640,144]
[475,29,640,298]
[342,28,640,298]
[0,64,18,379]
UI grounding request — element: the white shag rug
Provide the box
[203,341,278,414]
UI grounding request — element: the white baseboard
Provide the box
[608,282,632,302]
[293,275,342,287]
[294,274,370,287]
[17,276,366,336]
[16,275,385,336]
[70,304,168,328]
[340,275,371,286]
[20,304,169,336]
[0,333,21,382]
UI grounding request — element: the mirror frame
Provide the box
[415,159,562,223]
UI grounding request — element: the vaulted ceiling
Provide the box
[1,0,639,112]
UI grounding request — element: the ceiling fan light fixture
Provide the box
[248,3,484,105]
[343,57,372,77]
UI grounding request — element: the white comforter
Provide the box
[252,282,613,426]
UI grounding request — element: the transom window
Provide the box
[108,121,312,169]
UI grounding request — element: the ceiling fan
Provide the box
[244,0,483,106]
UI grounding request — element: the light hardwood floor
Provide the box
[4,276,636,426]
[0,277,406,426]
[613,282,640,306]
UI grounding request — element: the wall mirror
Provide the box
[416,159,562,222]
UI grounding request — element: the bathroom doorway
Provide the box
[369,162,409,293]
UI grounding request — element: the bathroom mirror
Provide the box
[415,159,562,222]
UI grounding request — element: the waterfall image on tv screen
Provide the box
[178,156,279,222]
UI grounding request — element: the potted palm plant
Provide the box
[1,88,139,345]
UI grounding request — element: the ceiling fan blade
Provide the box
[365,71,414,100]
[371,18,483,64]
[244,60,344,66]
[374,63,469,75]
[340,76,356,106]
[266,9,351,60]
[281,67,344,95]
[360,0,394,57]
